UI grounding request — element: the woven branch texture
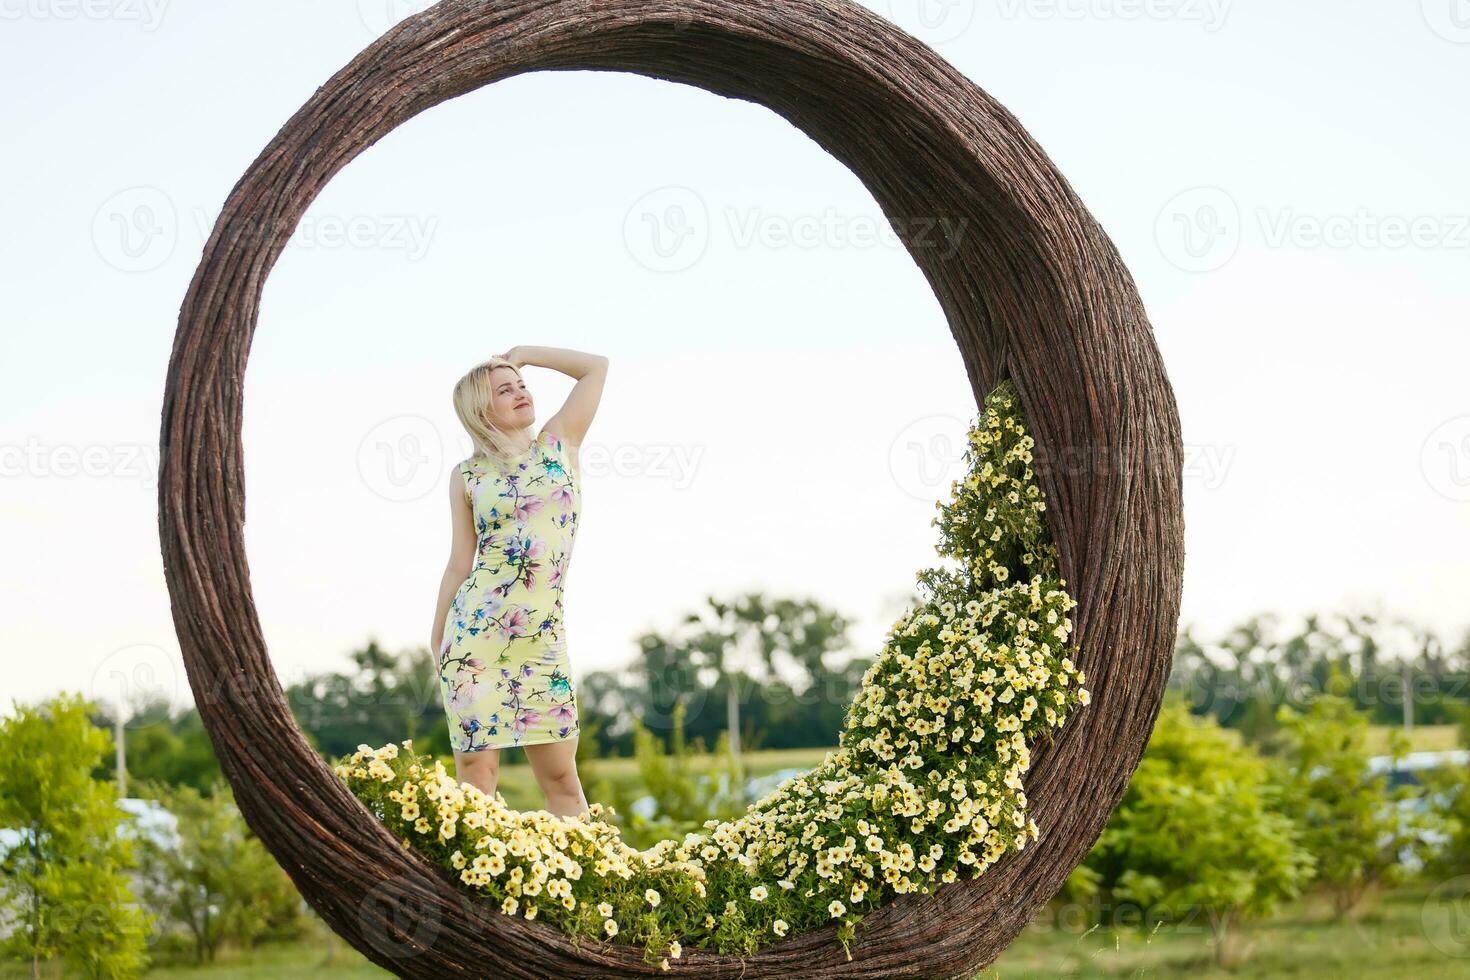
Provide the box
[158,1,1185,977]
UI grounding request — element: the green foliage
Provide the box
[287,640,451,761]
[1088,700,1315,966]
[94,696,222,795]
[0,693,151,979]
[615,701,747,850]
[588,595,868,759]
[132,779,308,964]
[1265,668,1419,916]
[1451,699,1470,750]
[1174,611,1467,733]
[1418,758,1470,882]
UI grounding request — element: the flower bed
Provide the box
[334,379,1087,969]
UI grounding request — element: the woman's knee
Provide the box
[456,749,500,781]
[529,753,579,792]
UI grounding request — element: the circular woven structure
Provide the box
[158,1,1184,977]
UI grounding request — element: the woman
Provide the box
[431,345,608,818]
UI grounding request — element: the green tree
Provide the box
[94,695,223,796]
[1419,756,1470,883]
[132,779,307,963]
[287,639,448,760]
[1088,699,1315,967]
[0,693,151,978]
[1266,669,1418,916]
[613,700,746,850]
[667,592,853,773]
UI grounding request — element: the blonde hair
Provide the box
[452,357,533,468]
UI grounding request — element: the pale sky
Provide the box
[3,1,1468,721]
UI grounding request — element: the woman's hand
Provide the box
[497,346,526,369]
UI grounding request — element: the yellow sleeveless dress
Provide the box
[437,426,580,751]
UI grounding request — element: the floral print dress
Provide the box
[438,426,580,751]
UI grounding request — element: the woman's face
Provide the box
[486,366,533,429]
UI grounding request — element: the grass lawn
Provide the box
[1365,722,1459,754]
[12,875,1459,977]
[980,877,1467,977]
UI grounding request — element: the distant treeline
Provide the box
[99,601,1470,793]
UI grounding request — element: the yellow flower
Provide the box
[597,901,613,917]
[773,919,789,936]
[828,900,846,918]
[645,888,661,907]
[604,918,619,937]
[749,884,768,902]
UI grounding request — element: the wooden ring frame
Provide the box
[159,2,1185,976]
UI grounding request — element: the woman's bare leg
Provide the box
[524,739,588,818]
[453,746,501,797]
